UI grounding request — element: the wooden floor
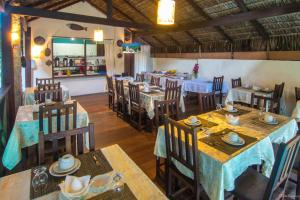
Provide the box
[74,93,158,180]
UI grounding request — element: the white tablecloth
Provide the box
[143,72,186,88]
[154,106,298,200]
[292,100,300,122]
[225,87,287,114]
[182,77,229,96]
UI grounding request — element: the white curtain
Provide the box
[104,40,115,76]
[134,45,152,74]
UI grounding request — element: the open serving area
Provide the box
[0,0,300,199]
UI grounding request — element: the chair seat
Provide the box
[233,168,283,200]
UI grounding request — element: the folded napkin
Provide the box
[59,175,91,198]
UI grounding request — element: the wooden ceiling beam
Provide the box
[24,0,55,7]
[234,0,269,39]
[121,0,154,25]
[106,0,112,19]
[152,36,167,47]
[86,0,107,16]
[184,31,201,45]
[136,2,300,36]
[140,36,155,47]
[5,4,152,29]
[27,0,81,22]
[166,33,181,46]
[185,0,232,42]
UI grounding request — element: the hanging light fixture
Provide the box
[157,0,175,25]
[94,29,103,42]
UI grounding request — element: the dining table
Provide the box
[154,105,298,200]
[2,101,89,170]
[225,86,287,114]
[123,82,186,119]
[23,85,71,105]
[182,77,229,96]
[0,144,167,200]
[143,72,186,88]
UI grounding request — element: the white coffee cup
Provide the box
[264,113,274,123]
[228,132,239,142]
[59,154,75,170]
[45,98,52,104]
[188,116,198,124]
[225,104,234,111]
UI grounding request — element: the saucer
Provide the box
[223,108,238,113]
[184,119,201,126]
[50,159,81,177]
[259,118,279,125]
[221,134,245,146]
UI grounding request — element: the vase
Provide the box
[193,73,198,79]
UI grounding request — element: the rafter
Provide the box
[184,31,201,45]
[185,0,232,42]
[166,34,181,46]
[121,0,154,25]
[106,0,112,19]
[152,36,167,47]
[234,0,269,39]
[140,36,155,47]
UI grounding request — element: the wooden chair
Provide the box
[165,85,181,101]
[115,80,128,118]
[36,78,54,86]
[232,134,300,200]
[128,83,146,130]
[136,73,144,82]
[106,75,115,111]
[250,93,278,113]
[212,76,224,104]
[273,82,285,100]
[231,77,242,88]
[198,92,216,114]
[150,76,160,86]
[296,87,300,101]
[154,99,179,181]
[166,79,178,88]
[34,87,62,103]
[38,123,95,165]
[164,116,203,199]
[37,82,60,91]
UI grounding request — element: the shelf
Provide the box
[54,73,106,79]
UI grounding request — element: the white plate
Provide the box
[221,134,245,146]
[223,108,238,113]
[49,159,81,177]
[259,118,279,125]
[184,119,201,126]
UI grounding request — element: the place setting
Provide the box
[199,128,258,155]
[248,111,281,129]
[30,151,137,200]
[183,115,217,129]
[214,102,251,116]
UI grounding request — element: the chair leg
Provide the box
[167,170,172,197]
[296,168,300,198]
[138,112,142,131]
[156,157,161,179]
[219,92,223,104]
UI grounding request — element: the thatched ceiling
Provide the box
[8,0,300,51]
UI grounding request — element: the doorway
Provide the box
[124,53,134,77]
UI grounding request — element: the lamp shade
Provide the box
[157,0,175,25]
[94,29,103,42]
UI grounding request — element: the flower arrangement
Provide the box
[193,63,199,78]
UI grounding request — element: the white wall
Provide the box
[29,1,124,95]
[153,58,300,115]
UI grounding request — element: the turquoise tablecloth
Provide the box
[2,103,89,170]
[23,85,71,105]
[154,107,298,200]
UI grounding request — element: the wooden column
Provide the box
[1,12,16,132]
[25,27,31,87]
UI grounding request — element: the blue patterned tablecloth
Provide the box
[2,102,89,170]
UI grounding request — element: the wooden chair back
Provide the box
[36,78,54,86]
[198,92,216,113]
[128,83,140,108]
[165,85,181,101]
[231,77,242,88]
[273,82,285,100]
[264,134,300,199]
[38,123,95,164]
[115,80,125,100]
[154,99,179,128]
[37,82,60,91]
[106,75,114,93]
[164,116,200,182]
[34,87,62,103]
[166,79,178,88]
[39,101,77,134]
[250,93,277,113]
[296,87,300,102]
[213,76,224,93]
[150,76,160,86]
[136,73,144,82]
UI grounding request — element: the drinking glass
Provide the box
[112,173,124,193]
[259,106,265,118]
[32,166,48,192]
[216,104,223,111]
